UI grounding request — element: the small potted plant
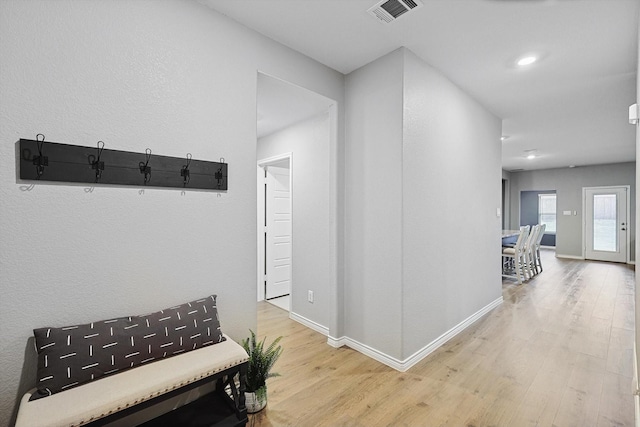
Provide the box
[241,330,283,413]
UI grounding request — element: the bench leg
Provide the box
[217,363,248,426]
[238,363,247,415]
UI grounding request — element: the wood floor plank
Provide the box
[250,250,635,426]
[607,327,635,379]
[613,297,635,331]
[597,371,634,426]
[553,353,606,427]
[508,343,578,426]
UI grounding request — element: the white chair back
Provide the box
[526,224,540,251]
[502,225,531,284]
[514,225,530,251]
[535,223,546,247]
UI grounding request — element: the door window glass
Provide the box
[592,194,617,252]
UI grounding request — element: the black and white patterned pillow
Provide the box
[32,295,225,399]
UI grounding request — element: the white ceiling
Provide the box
[201,0,639,171]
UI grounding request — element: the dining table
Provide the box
[502,229,520,238]
[502,229,520,247]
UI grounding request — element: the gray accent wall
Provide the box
[508,162,636,260]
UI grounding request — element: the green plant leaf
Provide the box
[242,329,283,392]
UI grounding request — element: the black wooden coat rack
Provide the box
[19,136,228,191]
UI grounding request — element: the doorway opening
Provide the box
[255,71,337,333]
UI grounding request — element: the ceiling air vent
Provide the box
[367,0,423,24]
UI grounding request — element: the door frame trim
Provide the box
[581,185,631,263]
[257,153,293,303]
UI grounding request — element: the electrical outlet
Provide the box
[308,290,314,303]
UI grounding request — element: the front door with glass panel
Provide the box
[584,186,628,263]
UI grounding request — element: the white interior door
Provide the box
[584,186,628,263]
[265,166,291,299]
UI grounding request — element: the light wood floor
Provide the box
[250,249,635,427]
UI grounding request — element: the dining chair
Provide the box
[502,225,530,285]
[523,224,541,278]
[532,223,546,274]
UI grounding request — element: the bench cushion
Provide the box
[16,334,248,427]
[32,295,225,399]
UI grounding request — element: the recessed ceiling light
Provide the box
[501,135,509,141]
[517,56,537,66]
[527,154,536,159]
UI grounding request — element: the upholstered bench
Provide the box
[15,295,249,427]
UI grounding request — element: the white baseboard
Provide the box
[401,296,504,371]
[327,334,405,370]
[555,254,635,264]
[555,254,584,260]
[327,335,346,348]
[327,296,504,372]
[289,311,329,336]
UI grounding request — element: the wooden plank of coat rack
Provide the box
[18,139,227,190]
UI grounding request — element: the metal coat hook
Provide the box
[33,134,48,179]
[19,138,228,190]
[215,157,225,189]
[180,153,192,186]
[139,148,152,185]
[92,141,105,182]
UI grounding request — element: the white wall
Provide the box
[401,49,503,359]
[634,20,640,421]
[344,49,405,359]
[0,1,344,425]
[508,163,636,260]
[343,48,502,365]
[257,113,332,329]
